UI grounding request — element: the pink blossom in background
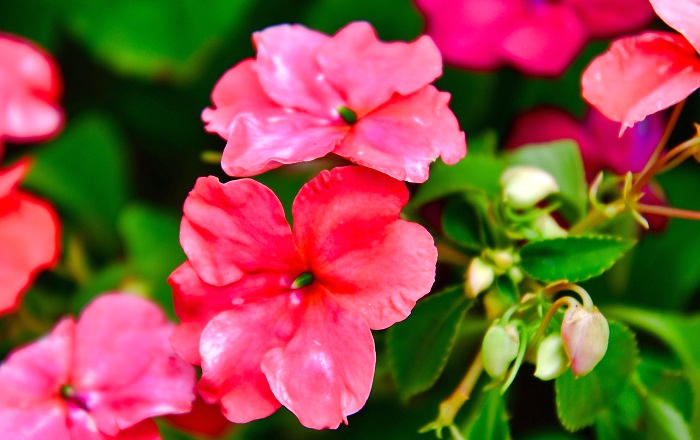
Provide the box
[0,294,196,439]
[201,21,465,183]
[415,0,654,76]
[0,159,60,314]
[582,0,700,129]
[170,166,437,429]
[0,33,63,149]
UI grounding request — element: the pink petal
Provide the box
[110,420,161,440]
[0,401,70,440]
[180,176,303,286]
[317,21,442,113]
[0,158,31,200]
[569,0,654,38]
[500,4,587,76]
[650,0,700,53]
[582,32,700,129]
[164,395,233,439]
[253,24,343,118]
[72,294,195,436]
[0,192,60,314]
[335,86,465,182]
[0,318,73,406]
[261,293,375,430]
[198,294,303,423]
[67,408,107,440]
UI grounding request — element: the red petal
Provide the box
[110,420,161,440]
[261,293,375,430]
[650,0,700,53]
[582,32,700,129]
[0,158,31,200]
[164,395,233,439]
[569,0,654,38]
[180,176,303,286]
[336,86,466,183]
[317,21,442,114]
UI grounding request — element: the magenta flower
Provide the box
[415,0,654,76]
[0,33,63,148]
[0,294,196,439]
[169,166,437,429]
[201,21,465,183]
[582,0,700,129]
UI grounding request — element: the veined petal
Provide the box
[650,0,700,54]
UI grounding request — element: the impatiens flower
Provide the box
[415,0,654,76]
[0,33,63,148]
[0,159,60,314]
[582,0,700,129]
[201,21,465,183]
[170,166,437,429]
[0,293,196,440]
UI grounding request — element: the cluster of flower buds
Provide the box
[464,248,521,300]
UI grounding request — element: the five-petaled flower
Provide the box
[415,0,654,76]
[582,0,700,130]
[0,293,196,439]
[0,159,60,314]
[201,21,465,183]
[169,166,437,429]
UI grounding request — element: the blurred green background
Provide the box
[1,0,698,439]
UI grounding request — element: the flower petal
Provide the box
[253,24,342,118]
[317,21,442,113]
[180,176,302,286]
[0,158,30,201]
[261,293,375,430]
[110,420,161,440]
[0,401,70,440]
[198,294,303,423]
[650,0,700,54]
[569,0,654,38]
[582,32,700,129]
[164,395,233,439]
[335,86,465,182]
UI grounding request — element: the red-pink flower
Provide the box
[169,166,437,429]
[0,293,196,439]
[0,33,63,149]
[582,0,700,129]
[415,0,654,76]
[164,395,233,439]
[0,159,60,314]
[201,21,465,183]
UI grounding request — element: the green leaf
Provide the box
[24,113,129,251]
[462,389,511,440]
[505,141,587,221]
[645,394,692,440]
[387,285,473,400]
[61,0,254,80]
[555,322,639,431]
[520,235,635,283]
[442,196,485,250]
[604,307,700,436]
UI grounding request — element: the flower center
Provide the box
[337,106,358,125]
[60,384,89,410]
[291,272,314,289]
[60,384,74,399]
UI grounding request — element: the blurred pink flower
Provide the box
[582,0,700,129]
[0,294,196,439]
[164,395,233,439]
[0,33,63,149]
[415,0,654,76]
[0,159,60,315]
[170,166,437,429]
[202,21,465,183]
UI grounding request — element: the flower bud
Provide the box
[482,324,519,379]
[483,290,511,320]
[465,257,494,298]
[533,214,567,238]
[534,334,568,381]
[500,166,559,209]
[561,305,609,376]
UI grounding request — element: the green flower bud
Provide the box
[500,166,559,209]
[482,324,520,379]
[534,334,569,381]
[533,213,567,238]
[465,257,494,298]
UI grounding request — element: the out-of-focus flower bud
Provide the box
[533,213,567,238]
[509,266,523,284]
[465,257,494,298]
[483,290,511,320]
[561,304,609,376]
[500,166,559,209]
[491,250,514,270]
[482,324,520,379]
[534,334,569,381]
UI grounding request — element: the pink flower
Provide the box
[0,159,60,314]
[0,33,63,149]
[415,0,654,76]
[201,21,465,183]
[582,0,700,129]
[0,293,196,439]
[170,166,437,429]
[164,395,234,439]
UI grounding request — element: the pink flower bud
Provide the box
[482,324,520,379]
[561,305,609,376]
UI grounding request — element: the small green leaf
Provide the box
[555,322,639,431]
[645,394,692,440]
[520,235,635,283]
[442,197,485,250]
[462,389,512,440]
[388,285,473,400]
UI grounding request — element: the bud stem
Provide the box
[636,204,700,221]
